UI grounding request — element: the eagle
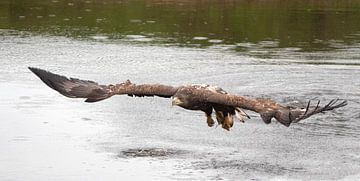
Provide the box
[28,67,347,131]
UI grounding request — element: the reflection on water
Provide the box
[1,0,360,58]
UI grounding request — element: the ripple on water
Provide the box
[118,148,186,158]
[129,19,142,24]
[193,36,208,41]
[191,158,306,175]
[91,35,109,41]
[208,39,223,44]
[11,136,30,142]
[125,35,153,42]
[295,120,360,138]
[236,42,256,48]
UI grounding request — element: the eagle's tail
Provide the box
[235,107,250,122]
[28,67,113,103]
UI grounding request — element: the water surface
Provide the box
[1,0,360,59]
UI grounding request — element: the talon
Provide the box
[222,115,233,131]
[206,116,215,127]
[222,124,230,131]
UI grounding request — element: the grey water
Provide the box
[1,30,359,181]
[1,0,360,180]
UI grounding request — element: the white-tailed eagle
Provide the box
[29,67,347,131]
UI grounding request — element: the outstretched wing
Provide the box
[29,67,178,102]
[204,92,347,127]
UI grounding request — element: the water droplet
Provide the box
[48,14,56,18]
[18,16,26,19]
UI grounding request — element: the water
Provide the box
[1,0,360,180]
[1,0,360,59]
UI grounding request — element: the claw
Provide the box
[206,116,215,127]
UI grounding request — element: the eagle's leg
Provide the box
[222,113,234,131]
[204,108,215,127]
[215,111,224,126]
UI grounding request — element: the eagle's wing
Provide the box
[29,67,178,102]
[205,92,347,126]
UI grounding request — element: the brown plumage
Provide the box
[29,67,347,131]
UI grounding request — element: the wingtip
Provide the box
[328,98,348,109]
[28,66,37,73]
[28,67,47,77]
[28,66,41,71]
[339,99,348,108]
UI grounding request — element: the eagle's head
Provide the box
[172,96,184,106]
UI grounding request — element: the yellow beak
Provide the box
[172,97,183,106]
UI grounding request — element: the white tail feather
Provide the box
[235,107,250,122]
